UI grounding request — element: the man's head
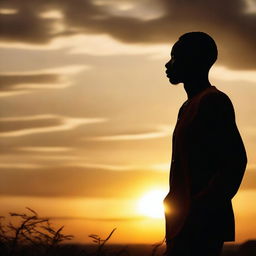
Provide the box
[165,32,218,85]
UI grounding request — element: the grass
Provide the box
[0,207,165,256]
[0,208,255,256]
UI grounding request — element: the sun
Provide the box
[137,189,167,219]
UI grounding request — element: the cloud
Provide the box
[0,163,43,169]
[0,33,171,60]
[67,162,169,171]
[17,147,73,153]
[91,0,166,21]
[0,165,167,198]
[2,65,89,75]
[69,162,146,171]
[0,165,254,198]
[86,125,172,141]
[210,66,256,83]
[0,114,106,137]
[244,0,256,14]
[0,90,30,98]
[52,34,171,57]
[0,65,90,96]
[39,10,64,20]
[0,8,18,15]
[0,2,53,44]
[0,73,59,89]
[0,0,255,69]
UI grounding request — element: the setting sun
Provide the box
[137,189,167,219]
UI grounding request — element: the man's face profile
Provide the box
[165,42,188,85]
[165,32,218,86]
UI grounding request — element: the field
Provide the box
[0,208,255,256]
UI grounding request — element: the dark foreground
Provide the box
[0,241,256,256]
[1,208,255,255]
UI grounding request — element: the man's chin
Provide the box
[168,77,180,85]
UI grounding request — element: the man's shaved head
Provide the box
[175,32,218,69]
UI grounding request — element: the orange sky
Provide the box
[0,0,256,244]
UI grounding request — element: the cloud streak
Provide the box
[0,65,90,96]
[0,73,59,89]
[17,147,73,153]
[211,66,256,83]
[0,114,107,137]
[86,125,172,141]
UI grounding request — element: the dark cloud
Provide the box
[0,116,61,133]
[0,73,60,91]
[0,3,53,44]
[0,0,256,69]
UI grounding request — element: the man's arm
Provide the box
[192,92,247,204]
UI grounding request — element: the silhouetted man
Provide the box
[164,32,247,256]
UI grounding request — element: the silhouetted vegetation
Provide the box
[0,207,73,256]
[0,208,255,256]
[0,208,132,256]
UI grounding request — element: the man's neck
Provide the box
[183,77,212,100]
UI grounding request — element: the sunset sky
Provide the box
[0,0,256,244]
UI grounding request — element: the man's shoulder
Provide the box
[199,86,233,108]
[198,87,235,120]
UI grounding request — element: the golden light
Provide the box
[137,189,167,219]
